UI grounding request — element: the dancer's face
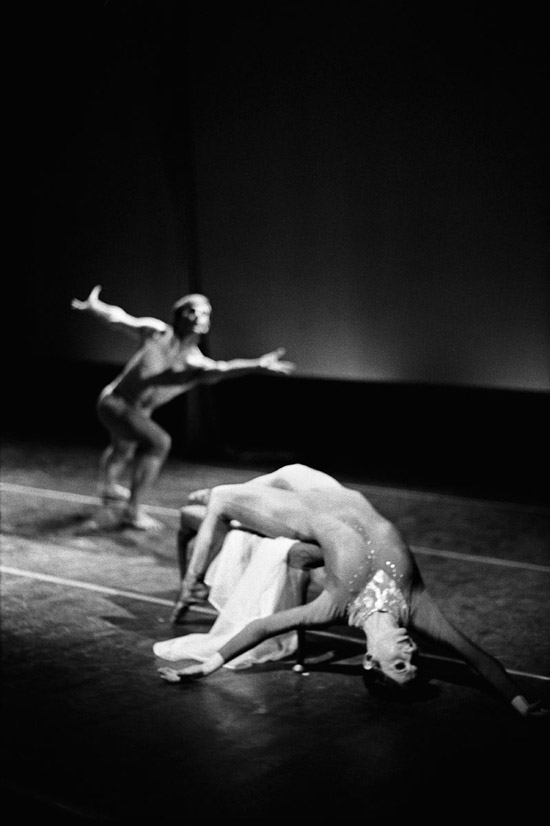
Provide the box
[178,299,212,336]
[364,626,418,685]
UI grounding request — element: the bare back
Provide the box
[214,484,418,597]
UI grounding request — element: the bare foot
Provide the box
[171,581,210,623]
[120,509,163,531]
[99,483,131,503]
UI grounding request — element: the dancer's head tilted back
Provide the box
[348,569,419,693]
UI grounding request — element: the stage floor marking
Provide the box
[2,483,549,574]
[1,565,548,683]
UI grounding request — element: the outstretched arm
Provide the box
[71,285,168,340]
[159,589,339,682]
[411,589,547,717]
[193,347,295,384]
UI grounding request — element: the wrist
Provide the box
[511,695,530,716]
[203,652,224,675]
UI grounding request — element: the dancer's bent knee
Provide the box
[138,431,171,461]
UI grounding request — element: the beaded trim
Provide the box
[347,568,409,628]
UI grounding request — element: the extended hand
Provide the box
[71,284,102,312]
[259,347,295,375]
[158,664,205,683]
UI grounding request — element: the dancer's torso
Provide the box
[221,486,421,613]
[104,331,205,411]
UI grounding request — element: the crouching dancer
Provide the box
[158,465,546,718]
[71,285,294,529]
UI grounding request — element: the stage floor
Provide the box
[1,438,549,823]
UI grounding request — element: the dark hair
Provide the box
[362,664,411,698]
[362,663,432,701]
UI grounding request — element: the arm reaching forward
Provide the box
[159,590,340,682]
[411,589,548,718]
[192,347,295,383]
[71,285,167,340]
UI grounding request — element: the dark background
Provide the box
[11,0,549,502]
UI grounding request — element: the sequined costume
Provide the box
[347,568,409,629]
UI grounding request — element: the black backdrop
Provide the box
[11,0,549,503]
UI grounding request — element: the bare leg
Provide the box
[172,503,210,623]
[172,537,211,623]
[97,392,171,530]
[98,442,134,502]
[173,500,232,619]
[122,454,166,529]
[96,395,135,502]
[177,504,207,576]
[121,429,172,530]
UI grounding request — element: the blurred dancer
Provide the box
[71,285,294,528]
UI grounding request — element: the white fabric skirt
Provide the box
[153,531,300,669]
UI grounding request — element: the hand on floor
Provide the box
[158,664,205,682]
